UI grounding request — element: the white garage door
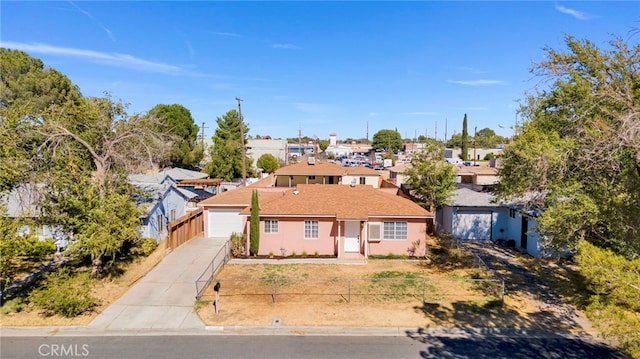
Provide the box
[207,209,244,238]
[454,210,492,240]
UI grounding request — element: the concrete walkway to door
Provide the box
[89,236,228,330]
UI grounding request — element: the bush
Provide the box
[230,233,246,257]
[29,269,98,317]
[131,237,158,256]
[22,237,57,258]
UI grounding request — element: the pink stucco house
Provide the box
[199,183,433,258]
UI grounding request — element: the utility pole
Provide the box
[444,118,448,143]
[236,97,247,187]
[473,126,477,166]
[200,122,209,144]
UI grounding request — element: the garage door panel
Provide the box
[207,209,243,238]
[454,211,492,240]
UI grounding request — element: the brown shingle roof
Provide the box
[244,184,432,219]
[198,187,286,206]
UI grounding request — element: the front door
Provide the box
[344,221,360,253]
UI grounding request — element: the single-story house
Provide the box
[129,168,208,242]
[273,159,381,188]
[200,184,433,258]
[440,187,563,258]
[439,187,509,241]
[0,183,71,250]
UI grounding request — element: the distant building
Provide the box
[246,138,288,168]
[325,133,353,158]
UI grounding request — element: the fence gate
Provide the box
[166,208,203,250]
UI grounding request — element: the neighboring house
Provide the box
[273,159,381,188]
[129,168,208,242]
[456,166,500,191]
[440,187,562,258]
[200,184,433,258]
[439,187,509,241]
[387,163,411,187]
[0,184,73,250]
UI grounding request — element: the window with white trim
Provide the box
[359,176,366,184]
[265,220,279,233]
[304,220,319,239]
[383,221,407,240]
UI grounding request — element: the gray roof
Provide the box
[450,187,498,207]
[128,168,208,184]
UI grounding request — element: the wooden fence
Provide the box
[166,207,204,250]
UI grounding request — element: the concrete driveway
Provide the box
[89,236,228,330]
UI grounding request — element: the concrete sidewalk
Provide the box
[88,236,228,331]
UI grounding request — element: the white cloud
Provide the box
[368,112,378,117]
[554,4,595,20]
[0,41,208,77]
[455,66,488,74]
[272,43,301,50]
[446,79,506,86]
[68,1,116,42]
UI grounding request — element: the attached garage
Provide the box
[453,210,493,240]
[206,208,245,238]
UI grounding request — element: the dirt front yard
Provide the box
[196,255,580,331]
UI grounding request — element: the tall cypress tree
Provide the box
[250,190,260,256]
[461,113,469,161]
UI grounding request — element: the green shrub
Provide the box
[29,269,98,317]
[291,251,297,257]
[22,237,57,258]
[132,237,158,256]
[0,297,25,314]
[313,251,319,257]
[301,251,308,258]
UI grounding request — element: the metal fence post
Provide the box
[501,279,505,304]
[273,278,278,303]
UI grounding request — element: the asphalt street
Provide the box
[1,333,628,359]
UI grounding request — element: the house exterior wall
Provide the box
[162,188,188,224]
[366,218,427,257]
[258,217,336,256]
[342,175,379,188]
[275,175,339,187]
[141,203,166,242]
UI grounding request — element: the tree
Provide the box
[461,114,469,161]
[205,110,255,181]
[318,139,329,152]
[0,48,84,192]
[371,129,402,152]
[496,35,640,257]
[250,190,260,256]
[256,153,279,174]
[147,104,203,169]
[404,142,457,212]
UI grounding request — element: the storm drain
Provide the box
[271,317,282,326]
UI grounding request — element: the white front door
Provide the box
[344,221,360,253]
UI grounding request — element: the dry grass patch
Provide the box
[0,242,167,326]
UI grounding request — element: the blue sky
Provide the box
[2,1,638,141]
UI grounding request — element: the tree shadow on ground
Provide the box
[404,326,630,359]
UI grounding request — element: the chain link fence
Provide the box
[200,276,504,305]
